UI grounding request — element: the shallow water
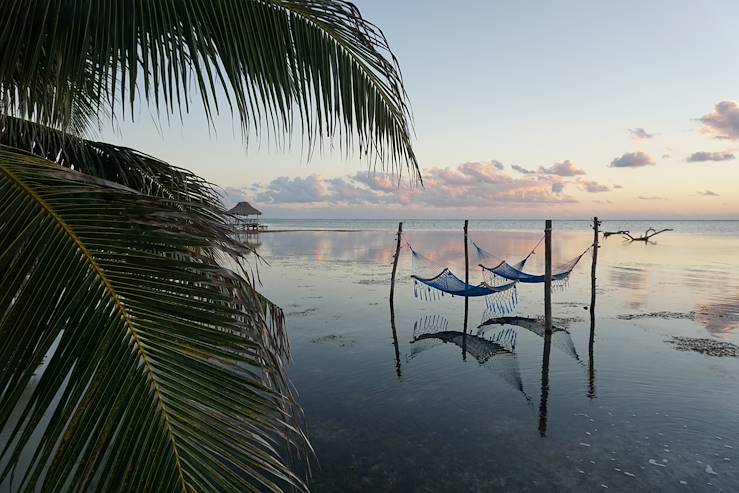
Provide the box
[255,223,739,492]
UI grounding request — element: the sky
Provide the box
[101,0,739,219]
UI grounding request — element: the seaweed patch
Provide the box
[667,336,738,357]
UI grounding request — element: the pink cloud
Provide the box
[610,152,655,168]
[537,160,586,176]
[699,101,739,140]
[250,160,577,210]
[352,172,398,192]
[255,175,329,203]
[577,179,611,193]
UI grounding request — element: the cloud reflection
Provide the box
[694,295,739,336]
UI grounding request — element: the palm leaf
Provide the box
[0,50,109,137]
[0,0,420,181]
[1,115,222,204]
[0,146,308,492]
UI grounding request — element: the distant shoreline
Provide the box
[261,229,365,233]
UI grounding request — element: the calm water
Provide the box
[254,220,739,492]
[264,218,739,236]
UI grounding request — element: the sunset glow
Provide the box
[103,0,739,219]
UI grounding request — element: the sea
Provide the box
[252,219,739,492]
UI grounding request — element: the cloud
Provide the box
[697,190,719,197]
[610,152,655,168]
[685,151,735,162]
[491,160,505,170]
[352,172,397,192]
[255,175,329,203]
[613,184,623,189]
[458,161,510,183]
[577,179,610,193]
[327,177,390,205]
[661,154,671,159]
[537,160,586,176]
[628,128,654,139]
[220,186,250,209]
[248,160,577,209]
[699,101,739,139]
[636,195,666,200]
[419,162,575,207]
[511,164,536,174]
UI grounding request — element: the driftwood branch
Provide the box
[603,230,629,238]
[622,227,673,242]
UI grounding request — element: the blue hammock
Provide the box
[407,243,518,312]
[482,261,572,283]
[412,268,516,297]
[480,245,591,284]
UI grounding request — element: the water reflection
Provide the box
[389,299,402,378]
[608,265,649,309]
[234,231,262,250]
[260,229,586,284]
[588,312,596,400]
[261,231,396,265]
[478,316,580,363]
[539,331,552,437]
[694,294,739,335]
[409,315,530,403]
[589,238,597,400]
[251,228,739,491]
[477,316,582,437]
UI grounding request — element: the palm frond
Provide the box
[0,0,420,181]
[0,54,108,137]
[0,146,308,492]
[0,115,222,204]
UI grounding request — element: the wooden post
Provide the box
[463,220,469,360]
[544,220,552,332]
[590,217,599,320]
[588,216,600,398]
[389,222,403,305]
[464,220,469,285]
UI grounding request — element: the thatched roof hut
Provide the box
[229,201,261,217]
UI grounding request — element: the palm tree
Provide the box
[0,1,418,491]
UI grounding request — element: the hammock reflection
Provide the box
[409,315,532,404]
[406,314,592,435]
[476,315,584,437]
[477,315,581,364]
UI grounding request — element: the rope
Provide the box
[555,243,594,271]
[472,241,498,261]
[522,235,545,262]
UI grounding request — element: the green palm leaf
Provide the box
[0,146,307,492]
[1,115,222,204]
[0,0,419,181]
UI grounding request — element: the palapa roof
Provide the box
[228,201,261,216]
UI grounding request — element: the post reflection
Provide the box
[588,307,596,399]
[389,299,401,379]
[462,297,469,361]
[589,283,596,398]
[538,330,552,437]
